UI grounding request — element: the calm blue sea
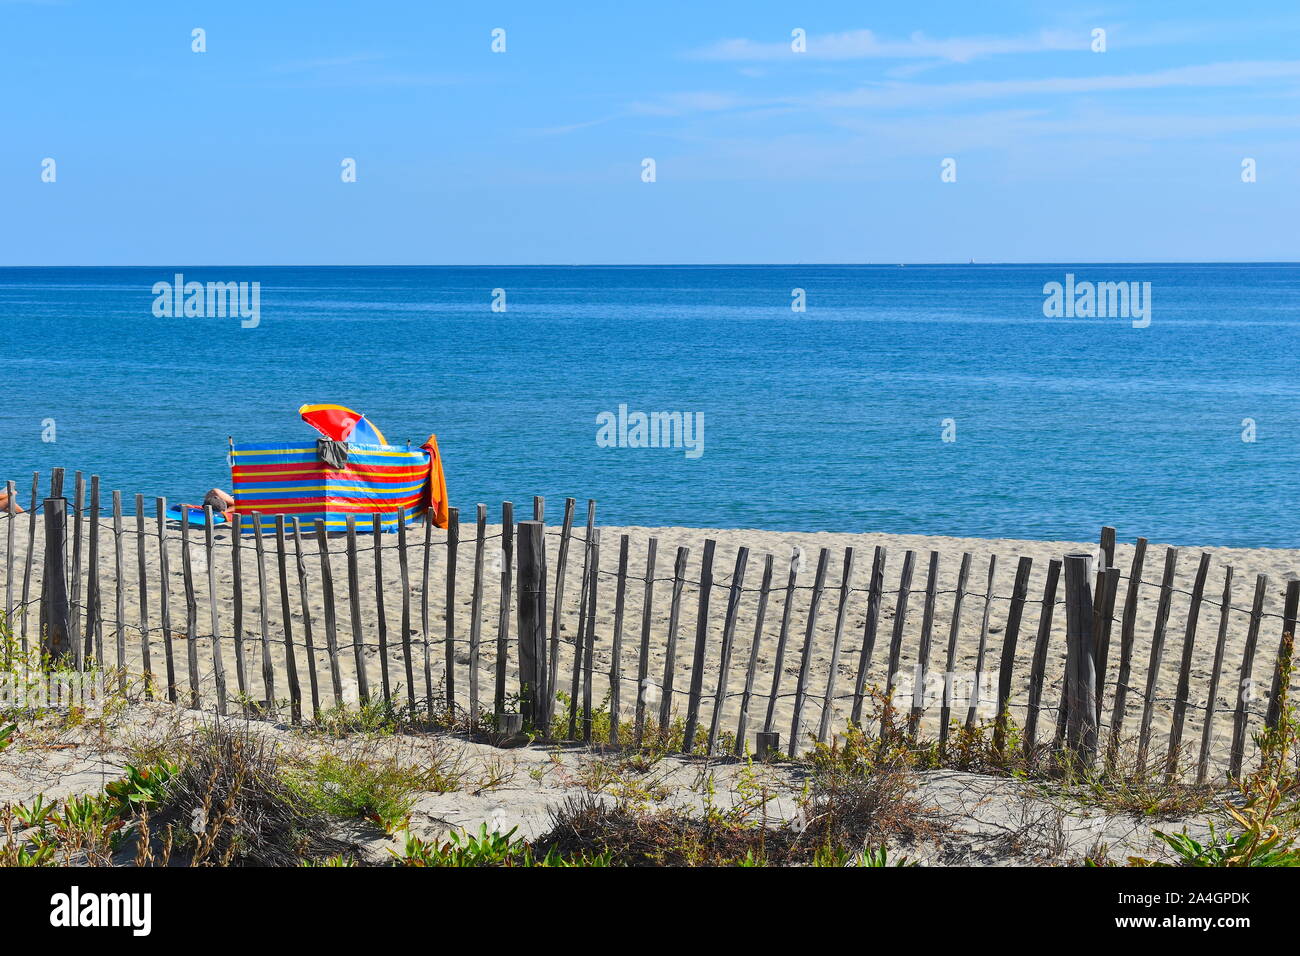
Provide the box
[1,265,1297,547]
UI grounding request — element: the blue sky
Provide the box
[2,0,1298,264]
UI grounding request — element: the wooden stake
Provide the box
[444,507,459,713]
[883,550,917,736]
[763,553,801,736]
[966,555,998,731]
[229,513,248,707]
[658,546,690,740]
[344,515,368,705]
[204,507,227,716]
[39,498,72,662]
[567,528,593,739]
[547,497,575,728]
[113,491,128,694]
[421,511,435,719]
[314,519,344,707]
[682,538,717,750]
[938,552,972,751]
[790,547,830,756]
[1266,579,1300,730]
[4,481,14,669]
[1023,559,1062,754]
[1063,553,1099,764]
[910,550,941,733]
[735,553,774,755]
[494,502,515,718]
[817,547,855,745]
[85,478,101,663]
[581,529,600,743]
[850,546,886,726]
[1229,574,1269,777]
[1196,566,1234,785]
[633,537,658,747]
[1106,537,1148,763]
[255,513,277,709]
[992,556,1034,752]
[150,498,176,702]
[69,473,84,660]
[468,503,487,726]
[19,472,38,653]
[293,518,321,721]
[275,515,301,723]
[179,506,200,707]
[372,513,391,705]
[132,495,154,698]
[1166,552,1212,777]
[1136,547,1180,768]
[609,533,629,746]
[397,508,417,715]
[708,545,749,754]
[514,521,548,729]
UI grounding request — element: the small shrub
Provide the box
[287,753,424,833]
[148,724,353,866]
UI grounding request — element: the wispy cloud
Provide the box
[623,59,1300,119]
[264,52,464,88]
[813,60,1300,109]
[692,28,1085,63]
[627,91,754,116]
[271,52,389,74]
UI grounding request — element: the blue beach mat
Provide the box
[165,505,228,527]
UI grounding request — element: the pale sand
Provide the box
[4,518,1298,772]
[0,704,1209,865]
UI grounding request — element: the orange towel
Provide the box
[420,434,450,529]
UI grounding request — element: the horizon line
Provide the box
[2,260,1299,269]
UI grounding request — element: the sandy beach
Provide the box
[4,517,1298,772]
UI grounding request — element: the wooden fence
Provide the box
[3,467,1297,781]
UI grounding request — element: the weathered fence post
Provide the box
[85,477,101,663]
[494,501,515,722]
[1062,552,1099,767]
[515,520,548,730]
[4,481,15,669]
[155,497,177,702]
[69,474,84,665]
[633,537,658,748]
[1098,526,1116,571]
[41,498,73,661]
[1266,579,1300,730]
[20,472,39,653]
[546,498,575,729]
[992,556,1033,753]
[1196,566,1234,785]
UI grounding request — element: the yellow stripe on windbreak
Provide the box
[232,469,427,481]
[234,482,427,495]
[231,447,317,457]
[232,446,425,460]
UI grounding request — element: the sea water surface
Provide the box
[1,264,1297,547]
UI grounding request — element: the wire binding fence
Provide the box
[3,469,1296,781]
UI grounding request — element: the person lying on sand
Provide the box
[178,488,236,522]
[0,489,23,514]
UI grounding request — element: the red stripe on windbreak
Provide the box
[232,461,424,476]
[232,462,326,474]
[232,467,427,484]
[234,495,424,512]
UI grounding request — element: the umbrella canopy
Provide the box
[299,403,388,445]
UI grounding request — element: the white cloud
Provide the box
[628,91,752,116]
[814,60,1300,109]
[271,53,388,74]
[693,28,1084,63]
